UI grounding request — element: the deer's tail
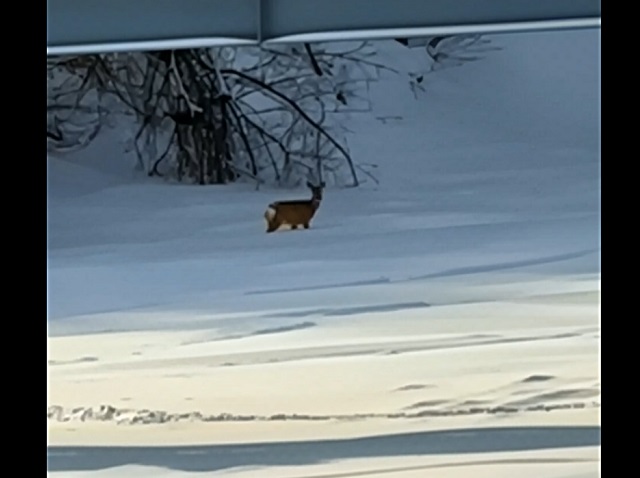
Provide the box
[265,204,277,221]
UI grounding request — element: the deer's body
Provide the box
[265,182,324,233]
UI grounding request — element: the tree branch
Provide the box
[220,68,354,172]
[227,102,258,176]
[304,43,323,76]
[150,125,177,177]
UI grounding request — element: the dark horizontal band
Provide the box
[47,0,601,55]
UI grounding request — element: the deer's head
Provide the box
[307,181,325,202]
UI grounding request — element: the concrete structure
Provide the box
[47,0,600,56]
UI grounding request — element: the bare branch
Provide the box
[304,43,324,76]
[170,51,203,115]
[227,102,258,176]
[221,68,354,170]
[150,126,177,177]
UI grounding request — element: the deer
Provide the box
[264,181,325,233]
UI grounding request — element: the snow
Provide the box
[47,28,600,478]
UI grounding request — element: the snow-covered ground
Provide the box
[47,28,600,477]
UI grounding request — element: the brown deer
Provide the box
[264,181,325,233]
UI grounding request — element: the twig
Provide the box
[235,100,288,180]
[304,43,323,76]
[150,126,177,177]
[355,164,380,185]
[227,102,258,176]
[222,68,355,175]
